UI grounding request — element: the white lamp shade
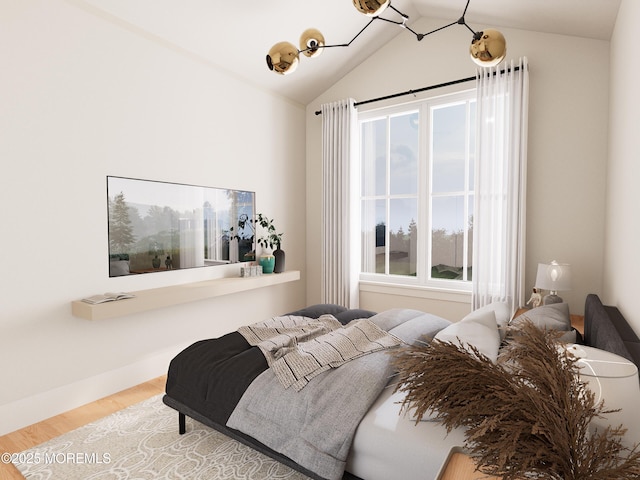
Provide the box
[535,261,571,292]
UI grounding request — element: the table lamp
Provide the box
[535,260,571,305]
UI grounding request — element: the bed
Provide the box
[163,294,640,480]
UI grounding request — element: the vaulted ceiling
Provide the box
[81,0,620,105]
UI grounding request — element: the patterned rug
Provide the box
[15,394,311,479]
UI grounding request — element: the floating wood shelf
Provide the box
[71,270,301,320]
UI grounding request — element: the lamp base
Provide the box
[543,294,563,305]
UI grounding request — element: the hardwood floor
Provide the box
[0,374,491,480]
[0,375,166,480]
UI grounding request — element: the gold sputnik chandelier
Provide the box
[266,0,507,75]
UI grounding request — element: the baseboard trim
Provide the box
[0,346,184,436]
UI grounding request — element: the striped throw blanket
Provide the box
[238,315,402,391]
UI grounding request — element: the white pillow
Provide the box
[462,302,511,340]
[434,310,501,363]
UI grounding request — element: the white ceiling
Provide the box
[80,0,620,105]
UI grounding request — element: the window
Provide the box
[359,89,476,290]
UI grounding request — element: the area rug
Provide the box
[14,394,311,479]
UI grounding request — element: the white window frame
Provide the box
[358,88,476,293]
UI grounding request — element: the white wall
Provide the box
[0,0,307,434]
[605,0,640,331]
[306,17,610,320]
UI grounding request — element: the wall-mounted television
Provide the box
[107,176,255,276]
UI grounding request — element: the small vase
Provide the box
[259,254,275,274]
[273,248,285,273]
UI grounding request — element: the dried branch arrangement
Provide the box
[391,321,640,479]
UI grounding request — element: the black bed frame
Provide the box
[162,294,639,480]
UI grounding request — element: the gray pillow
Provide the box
[510,302,571,331]
[285,304,347,318]
[388,313,451,345]
[369,308,436,332]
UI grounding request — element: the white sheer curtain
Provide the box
[472,57,529,313]
[321,98,360,308]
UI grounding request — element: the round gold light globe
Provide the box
[352,0,390,16]
[300,28,325,58]
[470,28,507,67]
[266,41,300,75]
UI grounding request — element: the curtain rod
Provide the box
[314,65,521,115]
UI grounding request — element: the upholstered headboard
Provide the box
[584,294,640,369]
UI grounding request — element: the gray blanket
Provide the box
[226,308,451,480]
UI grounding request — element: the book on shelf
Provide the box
[81,292,136,304]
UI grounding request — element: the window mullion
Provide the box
[420,102,430,285]
[385,118,391,275]
[463,100,471,281]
